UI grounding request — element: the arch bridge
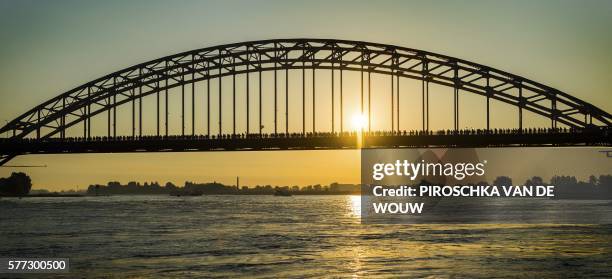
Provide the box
[0,39,610,165]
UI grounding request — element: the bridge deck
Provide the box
[1,131,609,155]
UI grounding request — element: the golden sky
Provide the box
[0,0,611,190]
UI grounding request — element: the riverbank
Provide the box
[0,193,84,198]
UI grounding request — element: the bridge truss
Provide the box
[0,39,610,165]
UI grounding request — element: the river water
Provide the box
[1,195,611,278]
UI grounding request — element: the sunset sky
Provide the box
[0,0,611,190]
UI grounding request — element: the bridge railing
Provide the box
[0,127,608,144]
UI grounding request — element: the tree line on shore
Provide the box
[1,173,611,198]
[84,175,612,197]
[0,172,32,196]
[86,181,361,195]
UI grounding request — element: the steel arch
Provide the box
[1,38,611,140]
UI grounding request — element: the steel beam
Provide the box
[286,67,289,135]
[4,39,611,141]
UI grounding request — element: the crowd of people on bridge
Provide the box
[1,126,607,143]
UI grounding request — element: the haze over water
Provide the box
[2,195,611,277]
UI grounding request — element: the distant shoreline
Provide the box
[1,192,360,198]
[1,193,84,198]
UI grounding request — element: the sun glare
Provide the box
[351,114,368,131]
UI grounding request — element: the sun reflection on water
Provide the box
[348,195,361,217]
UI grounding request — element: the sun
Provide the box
[351,114,367,131]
